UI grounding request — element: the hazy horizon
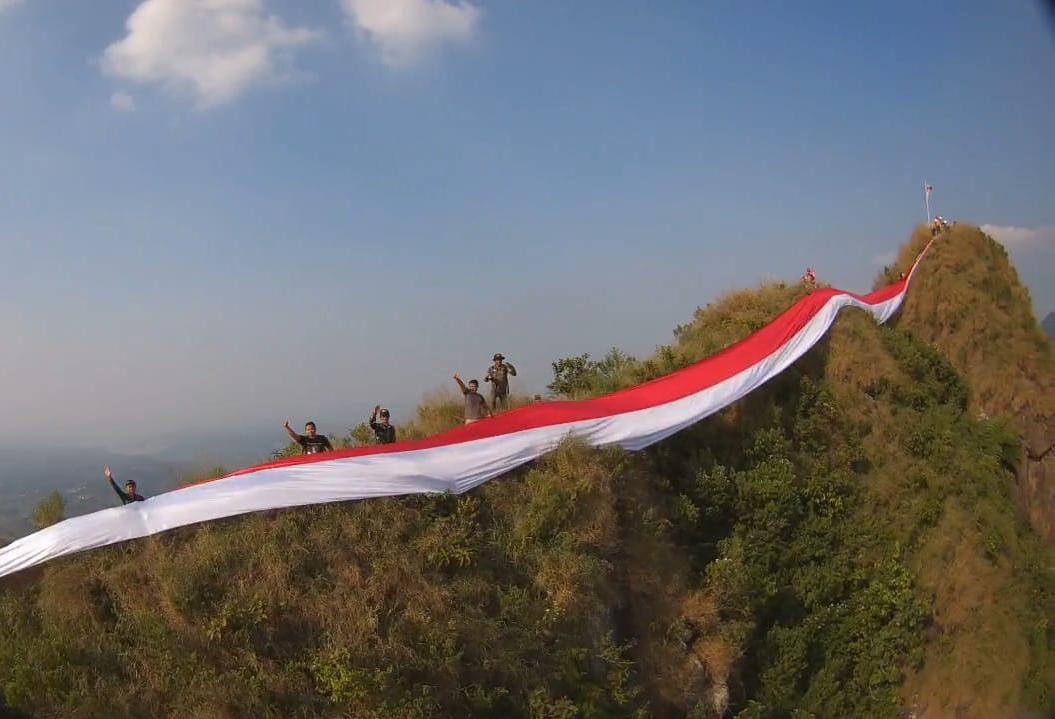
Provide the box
[2,0,1053,449]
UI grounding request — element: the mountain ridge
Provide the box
[0,224,1051,719]
[884,225,1055,540]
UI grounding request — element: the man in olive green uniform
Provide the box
[369,406,397,444]
[484,353,517,412]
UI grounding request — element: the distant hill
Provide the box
[131,427,286,468]
[0,224,1051,719]
[1044,311,1055,341]
[0,448,180,538]
[0,430,284,540]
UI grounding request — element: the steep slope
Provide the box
[0,442,737,718]
[1044,311,1055,342]
[0,225,1051,719]
[880,225,1055,539]
[821,314,1051,718]
[654,266,1053,718]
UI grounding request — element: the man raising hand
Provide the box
[283,420,334,455]
[104,466,145,505]
[485,353,517,412]
[453,373,492,424]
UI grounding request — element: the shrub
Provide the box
[31,491,65,529]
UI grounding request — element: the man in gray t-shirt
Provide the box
[453,374,492,423]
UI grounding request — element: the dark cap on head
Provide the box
[379,408,390,417]
[493,353,504,361]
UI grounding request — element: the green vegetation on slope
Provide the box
[1,225,1052,719]
[881,224,1055,539]
[30,492,65,530]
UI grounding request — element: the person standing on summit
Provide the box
[484,353,517,412]
[453,374,492,424]
[103,466,145,505]
[369,406,397,445]
[283,420,334,455]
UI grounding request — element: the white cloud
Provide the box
[981,224,1055,249]
[102,0,322,109]
[0,0,24,12]
[341,0,480,67]
[110,91,136,112]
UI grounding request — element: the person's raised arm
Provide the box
[506,362,517,376]
[370,405,381,429]
[453,373,469,394]
[104,466,130,503]
[283,419,300,443]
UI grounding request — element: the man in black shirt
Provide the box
[369,406,397,444]
[103,466,145,505]
[283,420,334,455]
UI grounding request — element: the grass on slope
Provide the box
[880,224,1055,423]
[882,224,1055,541]
[1,225,1052,719]
[3,441,728,718]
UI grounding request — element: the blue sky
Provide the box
[1,0,1053,450]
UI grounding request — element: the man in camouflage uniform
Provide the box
[369,406,397,444]
[484,353,517,412]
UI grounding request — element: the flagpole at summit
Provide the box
[924,182,932,223]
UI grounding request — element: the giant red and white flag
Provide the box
[0,243,933,579]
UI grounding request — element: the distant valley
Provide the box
[0,448,179,540]
[0,428,284,541]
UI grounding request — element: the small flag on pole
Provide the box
[926,184,934,195]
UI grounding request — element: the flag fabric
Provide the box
[926,185,934,194]
[0,242,936,579]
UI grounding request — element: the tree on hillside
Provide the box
[0,224,1051,719]
[549,348,638,398]
[31,491,65,529]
